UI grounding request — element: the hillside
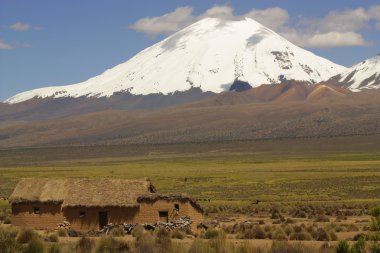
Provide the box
[1,88,380,148]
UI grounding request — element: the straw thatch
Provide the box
[9,178,156,207]
[137,193,203,213]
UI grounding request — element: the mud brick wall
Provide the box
[11,202,64,230]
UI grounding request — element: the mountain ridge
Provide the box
[5,17,345,104]
[328,53,380,91]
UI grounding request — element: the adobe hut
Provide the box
[9,178,203,231]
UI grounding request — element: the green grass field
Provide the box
[1,137,380,208]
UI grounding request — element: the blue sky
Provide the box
[1,0,380,101]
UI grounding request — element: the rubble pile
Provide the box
[57,221,71,230]
[102,216,193,234]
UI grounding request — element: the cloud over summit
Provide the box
[130,4,380,49]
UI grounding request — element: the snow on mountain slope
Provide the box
[328,54,380,92]
[5,17,346,104]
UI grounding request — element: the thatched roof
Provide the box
[137,193,203,213]
[9,178,156,207]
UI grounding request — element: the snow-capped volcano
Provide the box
[328,54,380,92]
[6,17,346,104]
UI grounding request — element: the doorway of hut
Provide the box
[99,211,108,229]
[158,211,169,222]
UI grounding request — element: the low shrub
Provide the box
[272,228,288,241]
[48,243,62,253]
[209,232,227,253]
[371,218,380,231]
[204,229,219,239]
[315,228,330,241]
[315,215,330,222]
[115,240,130,253]
[0,228,22,253]
[57,229,67,237]
[17,228,37,244]
[289,231,311,241]
[351,237,366,253]
[336,240,350,253]
[188,238,212,253]
[135,233,156,253]
[24,236,44,253]
[96,237,117,253]
[370,207,380,217]
[347,224,359,232]
[45,234,59,243]
[131,226,144,238]
[110,227,124,237]
[270,241,310,253]
[76,236,95,253]
[156,228,171,253]
[371,243,380,253]
[171,229,185,239]
[329,230,338,241]
[3,217,11,224]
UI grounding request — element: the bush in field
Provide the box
[24,236,44,253]
[48,243,62,253]
[336,240,350,253]
[272,228,288,241]
[238,226,266,239]
[270,241,309,253]
[3,217,11,224]
[110,227,124,237]
[351,237,366,253]
[76,236,95,253]
[370,207,380,217]
[329,230,338,241]
[96,237,118,253]
[204,229,219,239]
[371,243,380,253]
[45,234,59,243]
[371,217,380,231]
[17,228,37,244]
[171,229,185,239]
[315,215,330,222]
[135,232,156,253]
[289,231,311,241]
[209,232,227,253]
[0,228,22,253]
[57,229,67,237]
[155,228,171,253]
[346,224,359,232]
[315,228,330,241]
[188,238,212,253]
[115,240,130,253]
[131,226,144,238]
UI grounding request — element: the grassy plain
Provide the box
[1,136,380,209]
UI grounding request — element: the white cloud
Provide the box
[130,4,380,49]
[245,7,289,30]
[0,39,12,49]
[199,5,234,20]
[0,38,32,50]
[129,7,195,36]
[10,22,31,31]
[130,5,289,36]
[287,32,369,48]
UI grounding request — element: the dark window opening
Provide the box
[80,211,86,218]
[174,204,180,211]
[158,211,169,223]
[99,211,108,229]
[33,207,40,214]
